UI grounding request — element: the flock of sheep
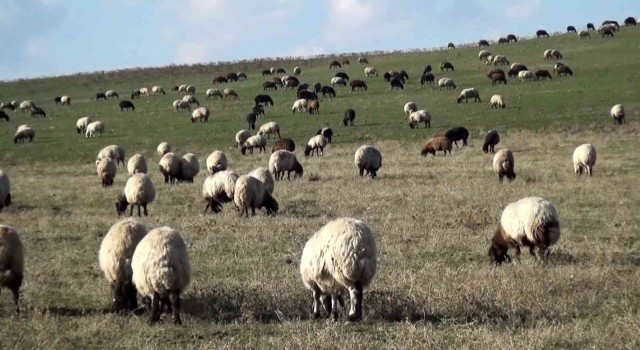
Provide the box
[0,18,635,325]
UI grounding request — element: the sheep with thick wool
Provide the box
[438,78,456,90]
[421,137,452,157]
[403,102,418,116]
[258,121,281,139]
[99,218,148,312]
[272,138,296,153]
[0,171,11,211]
[492,55,509,66]
[86,121,105,138]
[364,67,378,77]
[127,154,148,175]
[97,145,125,166]
[0,225,24,314]
[233,175,279,217]
[76,116,92,134]
[97,157,117,187]
[159,152,182,184]
[14,125,35,144]
[249,167,275,194]
[269,150,303,180]
[205,150,227,175]
[235,130,252,147]
[408,110,431,129]
[182,95,199,107]
[116,173,156,216]
[291,99,308,113]
[131,226,191,325]
[299,217,377,321]
[173,100,191,112]
[151,86,165,95]
[241,134,267,155]
[493,149,516,182]
[478,50,492,60]
[489,197,560,264]
[191,107,209,123]
[573,144,596,176]
[610,104,625,124]
[304,135,328,157]
[518,70,534,81]
[19,101,35,112]
[202,170,239,213]
[157,142,171,157]
[457,88,481,103]
[490,95,505,109]
[482,130,500,153]
[354,145,382,179]
[180,153,200,183]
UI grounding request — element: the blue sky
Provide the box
[0,0,636,80]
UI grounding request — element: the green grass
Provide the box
[0,28,639,349]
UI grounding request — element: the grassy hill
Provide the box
[0,27,638,349]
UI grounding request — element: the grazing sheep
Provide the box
[0,225,24,314]
[261,69,272,76]
[182,95,200,107]
[293,66,302,75]
[493,55,509,66]
[235,130,252,148]
[96,92,107,101]
[447,42,456,49]
[0,102,15,111]
[403,102,418,116]
[305,135,328,157]
[308,100,320,115]
[205,151,227,174]
[258,121,281,139]
[241,134,267,155]
[490,95,505,109]
[478,50,492,60]
[354,145,382,179]
[493,149,516,182]
[490,73,507,85]
[544,49,563,60]
[599,23,618,33]
[624,17,637,26]
[131,90,141,99]
[263,81,277,91]
[420,73,435,85]
[587,23,595,30]
[358,57,369,64]
[573,144,597,176]
[610,104,625,124]
[320,86,336,98]
[489,197,560,264]
[438,78,456,90]
[518,70,534,81]
[157,142,171,157]
[478,39,490,47]
[343,109,356,126]
[269,150,303,180]
[119,100,135,112]
[285,79,299,90]
[212,76,227,84]
[97,157,117,187]
[115,173,156,217]
[331,77,347,87]
[139,88,151,96]
[76,116,92,134]
[179,153,200,183]
[578,30,590,39]
[567,26,577,33]
[389,78,404,90]
[444,127,469,147]
[206,88,223,99]
[408,110,432,128]
[249,167,275,194]
[202,170,240,213]
[271,138,296,153]
[300,217,377,321]
[276,68,286,74]
[556,65,573,77]
[13,125,35,144]
[106,90,119,99]
[498,37,508,44]
[60,96,71,105]
[316,127,333,143]
[457,88,481,103]
[97,145,125,166]
[254,104,265,116]
[98,218,148,312]
[29,107,46,118]
[173,100,190,112]
[350,80,368,92]
[227,72,238,82]
[85,121,105,138]
[421,137,452,156]
[297,90,317,101]
[19,100,35,113]
[535,69,553,80]
[313,82,322,93]
[482,130,500,153]
[536,29,549,38]
[0,111,7,121]
[246,113,257,130]
[191,107,210,123]
[159,152,182,184]
[233,175,279,217]
[364,67,378,77]
[440,62,454,72]
[292,99,308,113]
[151,86,166,95]
[127,154,148,175]
[601,29,614,38]
[131,226,191,325]
[255,94,274,107]
[329,60,341,69]
[507,34,517,42]
[0,171,11,211]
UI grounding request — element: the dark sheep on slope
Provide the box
[507,34,517,42]
[423,65,432,75]
[213,76,228,84]
[447,42,455,49]
[421,137,452,157]
[335,72,350,81]
[498,37,508,44]
[343,109,356,126]
[350,80,368,91]
[255,94,274,106]
[246,113,257,130]
[119,100,135,112]
[567,26,577,33]
[478,39,490,47]
[487,68,505,78]
[491,73,507,85]
[601,30,614,38]
[263,81,277,91]
[482,129,500,153]
[341,59,350,65]
[444,126,469,147]
[390,78,404,90]
[536,29,549,38]
[320,86,336,98]
[0,111,10,121]
[96,92,107,101]
[624,17,637,26]
[276,68,286,74]
[237,72,247,80]
[535,70,553,80]
[297,83,309,92]
[329,60,341,69]
[317,127,333,143]
[440,62,454,72]
[261,69,272,76]
[227,72,238,82]
[272,77,283,87]
[30,107,46,118]
[308,100,320,115]
[587,23,595,30]
[54,96,61,104]
[313,82,322,93]
[383,72,392,82]
[556,65,573,77]
[420,73,435,85]
[131,90,141,99]
[298,90,318,100]
[253,105,264,117]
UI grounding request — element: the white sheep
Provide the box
[97,157,117,187]
[299,217,377,321]
[105,90,119,99]
[157,142,171,157]
[127,154,148,175]
[159,152,181,184]
[493,149,516,182]
[578,30,590,39]
[13,125,35,143]
[354,145,382,179]
[131,226,191,325]
[457,88,481,103]
[304,134,328,157]
[544,49,562,60]
[248,167,275,194]
[269,150,304,180]
[241,134,267,155]
[438,78,456,90]
[202,170,239,213]
[173,100,191,112]
[18,100,35,112]
[408,110,431,128]
[85,121,105,138]
[206,88,222,100]
[205,150,227,174]
[0,225,24,314]
[573,144,597,176]
[364,67,378,77]
[490,95,505,109]
[0,170,11,211]
[223,88,237,99]
[489,197,560,264]
[518,70,534,81]
[293,66,302,75]
[331,77,347,86]
[180,153,200,182]
[151,86,165,95]
[191,107,210,123]
[493,55,509,66]
[291,99,308,113]
[478,50,492,60]
[280,76,291,84]
[235,130,252,147]
[610,104,625,124]
[98,218,148,312]
[258,121,281,139]
[182,94,199,106]
[139,88,150,96]
[76,116,92,134]
[60,95,71,105]
[97,145,125,166]
[403,102,418,117]
[233,175,279,217]
[116,173,156,216]
[177,84,188,94]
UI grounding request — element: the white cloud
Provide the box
[286,44,326,58]
[505,0,541,20]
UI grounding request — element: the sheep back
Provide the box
[99,218,148,286]
[573,144,596,176]
[157,142,171,157]
[248,167,275,194]
[97,157,117,187]
[0,225,24,293]
[493,149,516,181]
[206,151,227,174]
[127,154,148,175]
[354,145,382,178]
[124,173,156,205]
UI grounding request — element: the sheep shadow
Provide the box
[281,199,325,218]
[38,306,111,317]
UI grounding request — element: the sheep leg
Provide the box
[330,292,340,321]
[137,205,142,217]
[10,285,20,315]
[347,283,363,322]
[359,167,364,177]
[148,292,161,325]
[129,204,134,216]
[125,283,138,311]
[311,285,322,319]
[169,292,182,325]
[143,204,148,216]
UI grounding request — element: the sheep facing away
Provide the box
[408,110,431,129]
[157,142,171,157]
[490,95,505,109]
[610,104,625,124]
[0,171,11,211]
[300,217,377,321]
[97,157,117,187]
[0,225,24,314]
[116,174,156,216]
[206,151,227,174]
[179,153,200,183]
[76,116,92,134]
[97,145,126,167]
[202,170,239,213]
[489,197,560,264]
[131,226,191,325]
[271,138,296,153]
[14,125,35,144]
[269,150,303,180]
[354,145,382,179]
[159,152,182,184]
[248,167,275,194]
[573,144,597,176]
[127,154,148,175]
[403,102,418,116]
[421,137,452,157]
[233,175,279,217]
[493,149,516,182]
[98,218,148,312]
[482,130,500,153]
[236,130,252,148]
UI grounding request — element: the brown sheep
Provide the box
[420,137,452,157]
[535,70,552,80]
[272,138,296,153]
[308,100,320,115]
[490,73,507,85]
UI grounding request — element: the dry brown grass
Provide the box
[0,125,639,349]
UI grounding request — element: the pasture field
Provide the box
[0,27,639,349]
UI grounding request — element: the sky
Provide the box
[0,0,636,80]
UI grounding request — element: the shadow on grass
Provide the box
[38,306,112,317]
